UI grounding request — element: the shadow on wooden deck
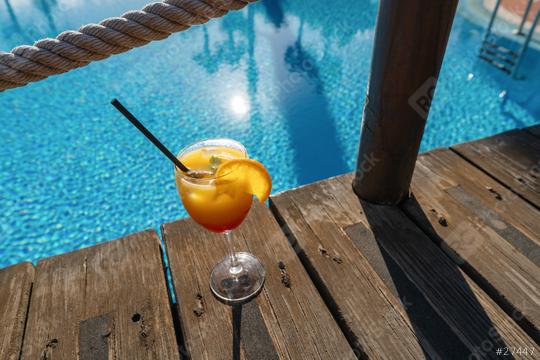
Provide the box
[363,198,509,358]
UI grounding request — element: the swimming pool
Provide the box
[1,0,538,268]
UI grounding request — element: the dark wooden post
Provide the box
[353,0,458,204]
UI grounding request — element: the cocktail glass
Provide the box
[175,138,268,305]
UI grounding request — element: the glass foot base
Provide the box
[210,252,266,305]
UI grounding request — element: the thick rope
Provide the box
[0,0,256,92]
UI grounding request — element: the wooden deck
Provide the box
[1,125,539,359]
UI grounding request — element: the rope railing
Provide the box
[0,0,256,92]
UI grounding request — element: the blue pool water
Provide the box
[0,0,538,268]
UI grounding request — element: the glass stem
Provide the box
[225,230,241,274]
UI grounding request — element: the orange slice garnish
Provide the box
[215,159,272,202]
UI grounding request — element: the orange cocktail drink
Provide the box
[175,145,252,232]
[174,139,271,304]
[110,100,271,305]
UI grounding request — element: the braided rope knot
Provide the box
[0,0,255,92]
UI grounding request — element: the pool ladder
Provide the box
[479,0,540,79]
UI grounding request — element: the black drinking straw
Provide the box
[111,99,190,173]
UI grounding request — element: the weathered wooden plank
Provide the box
[403,149,540,341]
[272,180,431,359]
[410,148,540,251]
[21,230,179,359]
[451,129,540,207]
[0,262,34,360]
[272,173,536,359]
[163,202,356,360]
